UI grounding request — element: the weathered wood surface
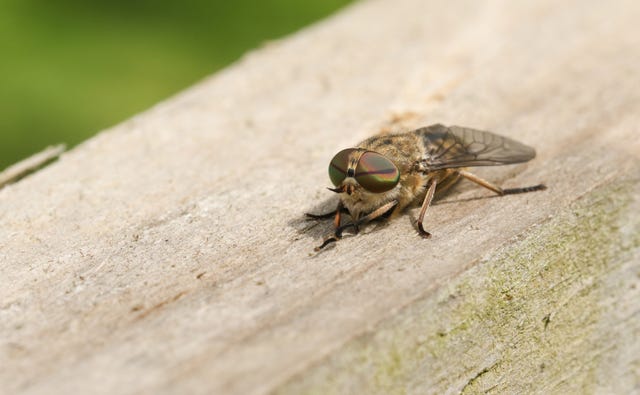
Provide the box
[2,0,639,394]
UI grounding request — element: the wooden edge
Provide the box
[0,144,66,189]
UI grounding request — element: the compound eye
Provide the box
[355,151,400,193]
[328,148,356,186]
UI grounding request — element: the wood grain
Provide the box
[1,0,639,394]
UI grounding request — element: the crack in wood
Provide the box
[461,362,498,394]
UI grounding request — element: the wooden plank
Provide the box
[1,0,639,394]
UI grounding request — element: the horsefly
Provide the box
[307,124,546,250]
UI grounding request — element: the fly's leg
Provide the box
[336,200,397,237]
[305,212,337,220]
[502,184,548,195]
[417,178,438,238]
[432,169,460,199]
[456,170,546,196]
[306,201,346,223]
[332,201,344,229]
[307,202,344,244]
[315,200,398,251]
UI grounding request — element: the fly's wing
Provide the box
[415,124,536,170]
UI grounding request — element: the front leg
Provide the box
[315,200,398,251]
[306,201,346,229]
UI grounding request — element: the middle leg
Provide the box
[417,177,438,238]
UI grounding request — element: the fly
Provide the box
[307,124,546,250]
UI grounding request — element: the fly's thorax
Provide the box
[356,132,425,174]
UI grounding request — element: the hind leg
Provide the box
[456,170,546,195]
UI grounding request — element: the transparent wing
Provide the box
[415,124,536,170]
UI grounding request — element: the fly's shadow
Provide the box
[287,196,344,241]
[288,196,395,246]
[289,184,462,245]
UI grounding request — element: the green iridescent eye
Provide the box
[328,148,356,186]
[355,151,400,193]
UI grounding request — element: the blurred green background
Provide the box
[0,0,353,170]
